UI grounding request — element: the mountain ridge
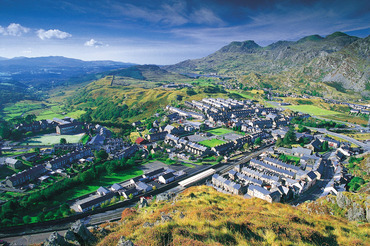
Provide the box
[164,32,369,98]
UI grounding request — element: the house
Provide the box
[211,141,235,156]
[120,187,141,199]
[110,183,123,192]
[135,137,146,145]
[132,121,142,127]
[147,132,167,142]
[308,138,322,152]
[88,135,105,146]
[185,142,210,156]
[247,185,273,202]
[142,168,165,180]
[5,158,23,169]
[305,171,318,188]
[46,148,92,170]
[114,145,139,160]
[5,164,47,187]
[22,152,38,162]
[158,172,176,184]
[136,182,152,192]
[97,186,111,196]
[78,193,116,212]
[211,174,247,195]
[56,122,81,135]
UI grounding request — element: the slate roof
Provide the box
[79,193,115,210]
[97,186,110,194]
[248,184,270,196]
[111,183,123,191]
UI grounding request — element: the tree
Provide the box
[95,150,108,160]
[216,156,223,163]
[275,137,283,147]
[283,128,296,145]
[322,141,329,151]
[60,138,67,144]
[23,215,31,224]
[254,137,262,145]
[129,193,134,199]
[243,143,250,150]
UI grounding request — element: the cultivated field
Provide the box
[207,128,234,136]
[199,139,225,148]
[285,105,339,116]
[21,133,85,146]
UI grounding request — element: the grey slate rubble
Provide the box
[347,202,366,221]
[44,220,96,246]
[161,214,173,222]
[64,230,80,246]
[117,236,135,246]
[44,231,69,246]
[336,192,351,208]
[70,220,96,244]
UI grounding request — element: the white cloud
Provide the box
[37,29,72,40]
[0,23,30,36]
[84,38,104,47]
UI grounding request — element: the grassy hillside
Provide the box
[95,186,369,246]
[67,76,234,123]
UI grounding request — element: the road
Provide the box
[289,151,334,205]
[310,127,370,152]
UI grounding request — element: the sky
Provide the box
[0,0,369,65]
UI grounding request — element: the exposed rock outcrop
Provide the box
[43,220,96,246]
[44,232,69,246]
[70,220,96,245]
[117,236,135,246]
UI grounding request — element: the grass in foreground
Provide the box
[97,186,370,246]
[199,139,225,148]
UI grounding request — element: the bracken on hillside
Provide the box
[95,186,370,246]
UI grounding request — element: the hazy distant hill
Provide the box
[165,32,369,97]
[107,64,189,81]
[0,56,135,87]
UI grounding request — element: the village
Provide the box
[0,97,364,215]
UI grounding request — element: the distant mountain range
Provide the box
[0,56,135,87]
[165,32,370,98]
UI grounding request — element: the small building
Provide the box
[142,168,165,180]
[97,186,111,196]
[136,182,152,192]
[110,183,123,192]
[135,137,146,145]
[119,187,140,199]
[78,193,116,212]
[22,152,38,162]
[158,172,176,184]
[5,158,23,169]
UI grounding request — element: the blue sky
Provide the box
[0,0,369,64]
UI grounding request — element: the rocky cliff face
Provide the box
[302,192,370,223]
[165,32,369,97]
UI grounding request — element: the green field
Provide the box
[21,133,85,146]
[54,168,144,201]
[1,101,85,121]
[285,105,339,116]
[199,139,225,148]
[206,128,234,136]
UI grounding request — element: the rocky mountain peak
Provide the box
[218,40,261,53]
